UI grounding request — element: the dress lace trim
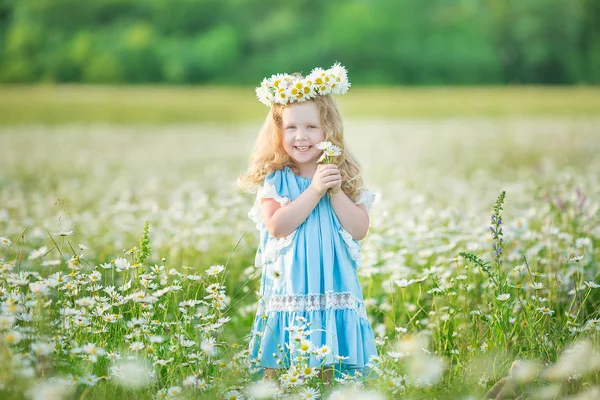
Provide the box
[257,291,368,319]
[356,187,376,214]
[248,180,291,230]
[339,228,362,268]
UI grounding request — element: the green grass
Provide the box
[0,85,599,125]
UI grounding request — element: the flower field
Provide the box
[1,116,599,399]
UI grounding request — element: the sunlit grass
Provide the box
[0,85,599,125]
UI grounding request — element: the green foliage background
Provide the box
[1,0,599,85]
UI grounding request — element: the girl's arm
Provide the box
[261,186,322,238]
[329,191,370,241]
[262,164,341,238]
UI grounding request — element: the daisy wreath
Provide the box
[255,63,351,106]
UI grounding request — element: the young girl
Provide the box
[238,63,378,385]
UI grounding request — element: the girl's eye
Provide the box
[286,126,296,130]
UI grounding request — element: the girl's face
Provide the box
[281,101,325,168]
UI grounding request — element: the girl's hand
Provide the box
[310,164,342,197]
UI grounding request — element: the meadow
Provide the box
[1,87,600,399]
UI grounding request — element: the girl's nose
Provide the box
[295,130,308,140]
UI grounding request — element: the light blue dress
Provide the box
[247,166,378,376]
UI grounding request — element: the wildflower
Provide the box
[496,293,510,301]
[81,374,100,386]
[537,307,555,315]
[0,315,15,330]
[206,265,225,276]
[167,386,182,396]
[302,366,319,378]
[182,375,198,387]
[245,379,278,398]
[316,344,332,358]
[28,246,48,260]
[179,338,195,348]
[531,282,544,290]
[25,378,75,400]
[4,331,22,344]
[151,265,165,274]
[129,342,145,351]
[112,359,153,389]
[88,271,102,282]
[75,297,96,308]
[407,355,444,386]
[83,343,105,362]
[298,339,313,353]
[394,279,412,288]
[513,264,526,272]
[201,337,217,356]
[29,282,50,295]
[149,335,164,343]
[509,282,527,290]
[54,231,74,237]
[300,387,320,399]
[114,258,131,271]
[387,351,407,359]
[568,254,584,262]
[585,281,600,289]
[477,374,490,387]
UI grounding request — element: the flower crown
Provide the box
[255,62,351,107]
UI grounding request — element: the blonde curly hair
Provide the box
[238,94,364,202]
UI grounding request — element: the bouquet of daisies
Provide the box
[316,141,341,164]
[316,141,342,195]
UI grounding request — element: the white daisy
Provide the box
[300,387,320,399]
[531,282,544,290]
[537,307,555,315]
[206,265,225,276]
[114,258,131,271]
[201,337,217,356]
[81,374,100,386]
[496,293,510,301]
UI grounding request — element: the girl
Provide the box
[238,64,378,386]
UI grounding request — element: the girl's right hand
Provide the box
[309,164,341,197]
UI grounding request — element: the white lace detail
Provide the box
[262,230,296,265]
[248,180,291,230]
[356,187,376,214]
[339,228,362,268]
[257,291,367,319]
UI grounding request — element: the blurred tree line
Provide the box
[0,0,599,85]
